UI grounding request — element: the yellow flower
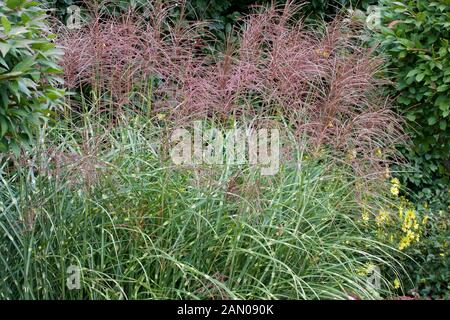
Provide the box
[393,278,401,289]
[156,113,166,120]
[356,262,375,276]
[440,253,445,257]
[399,228,417,250]
[357,269,366,276]
[406,209,416,220]
[398,239,407,250]
[390,178,400,186]
[422,215,429,225]
[399,236,410,250]
[376,210,389,225]
[390,186,399,196]
[362,210,370,222]
[375,148,382,157]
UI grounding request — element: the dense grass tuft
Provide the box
[0,113,404,299]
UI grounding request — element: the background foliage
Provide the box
[0,0,64,153]
[377,0,450,210]
[410,209,449,298]
[43,0,378,29]
[375,0,450,299]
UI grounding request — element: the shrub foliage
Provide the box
[0,0,64,153]
[376,0,450,298]
[377,0,450,207]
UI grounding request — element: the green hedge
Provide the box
[377,0,450,209]
[44,1,378,30]
[0,0,64,153]
[376,0,450,299]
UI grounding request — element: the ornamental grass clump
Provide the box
[0,1,414,300]
[59,1,405,180]
[0,113,407,299]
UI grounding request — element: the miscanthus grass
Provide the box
[0,112,405,300]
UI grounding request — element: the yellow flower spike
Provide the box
[393,278,401,289]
